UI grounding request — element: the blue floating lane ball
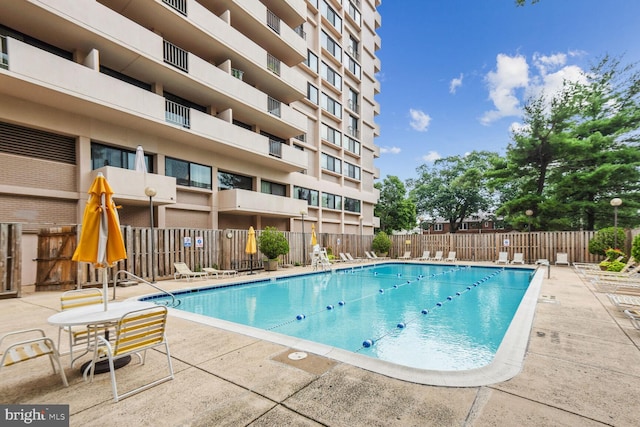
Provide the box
[362,339,374,348]
[393,284,398,289]
[467,286,471,290]
[421,309,429,315]
[326,305,334,310]
[296,314,306,320]
[397,322,405,329]
[436,302,442,307]
[456,292,461,296]
[374,272,378,275]
[379,289,384,293]
[338,300,345,306]
[447,296,453,300]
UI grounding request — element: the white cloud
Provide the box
[449,73,464,94]
[409,109,431,132]
[422,151,441,162]
[481,54,529,125]
[380,146,401,154]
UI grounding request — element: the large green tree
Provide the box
[489,56,640,230]
[374,176,416,233]
[408,151,499,233]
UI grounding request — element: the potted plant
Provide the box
[371,231,391,257]
[257,226,290,271]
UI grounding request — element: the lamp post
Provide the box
[145,187,157,283]
[610,198,622,249]
[359,216,363,258]
[300,211,306,266]
[525,209,533,264]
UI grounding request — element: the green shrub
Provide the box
[605,260,627,272]
[632,234,640,261]
[371,231,391,255]
[257,226,289,260]
[588,227,626,257]
[605,248,627,262]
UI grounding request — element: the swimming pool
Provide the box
[145,263,544,386]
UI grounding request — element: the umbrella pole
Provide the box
[249,254,253,275]
[103,268,108,311]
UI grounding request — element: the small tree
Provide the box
[371,231,391,255]
[258,227,289,260]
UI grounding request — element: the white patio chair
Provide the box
[495,252,509,264]
[511,253,525,264]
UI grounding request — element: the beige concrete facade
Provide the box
[0,0,381,235]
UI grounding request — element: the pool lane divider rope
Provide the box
[358,268,505,351]
[268,265,469,332]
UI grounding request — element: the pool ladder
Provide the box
[113,270,180,307]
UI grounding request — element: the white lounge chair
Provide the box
[173,262,207,281]
[555,253,570,266]
[346,253,363,262]
[398,251,411,260]
[624,309,640,331]
[203,267,238,278]
[338,253,350,262]
[495,252,509,264]
[444,251,457,262]
[607,294,640,311]
[511,253,525,264]
[431,251,444,261]
[415,251,430,261]
[371,252,388,260]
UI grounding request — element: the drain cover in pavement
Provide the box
[288,351,308,360]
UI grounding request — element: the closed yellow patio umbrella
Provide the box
[72,172,127,310]
[245,226,257,275]
[311,223,317,246]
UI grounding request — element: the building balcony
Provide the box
[0,38,307,173]
[217,188,308,218]
[93,167,177,206]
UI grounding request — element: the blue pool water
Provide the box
[147,263,534,372]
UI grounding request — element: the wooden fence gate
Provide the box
[35,226,77,291]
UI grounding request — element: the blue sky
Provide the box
[374,0,640,182]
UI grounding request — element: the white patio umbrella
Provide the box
[134,145,147,173]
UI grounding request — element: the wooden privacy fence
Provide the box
[33,226,634,289]
[0,223,21,298]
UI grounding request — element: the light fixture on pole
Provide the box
[359,215,363,257]
[300,211,306,266]
[610,198,622,248]
[525,209,533,264]
[145,186,157,283]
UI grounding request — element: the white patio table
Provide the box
[48,300,156,375]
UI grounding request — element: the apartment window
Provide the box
[218,171,252,191]
[91,143,153,172]
[347,115,359,138]
[343,162,361,180]
[347,2,362,26]
[321,1,342,30]
[344,136,360,156]
[320,61,342,88]
[321,92,342,119]
[294,186,319,206]
[305,50,318,73]
[321,153,341,173]
[347,36,360,61]
[344,197,361,213]
[460,222,469,230]
[307,83,318,104]
[346,56,361,79]
[321,31,342,60]
[261,180,286,196]
[166,157,211,189]
[347,88,359,113]
[322,192,342,210]
[433,223,443,232]
[321,123,341,146]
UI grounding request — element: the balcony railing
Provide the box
[347,126,360,139]
[231,68,244,80]
[266,10,280,34]
[163,40,188,72]
[294,24,306,40]
[267,54,281,76]
[165,99,190,128]
[347,99,360,114]
[1,36,7,69]
[269,139,282,158]
[162,0,187,15]
[268,96,281,117]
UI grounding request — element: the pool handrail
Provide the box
[113,270,179,307]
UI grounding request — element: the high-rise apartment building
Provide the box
[0,0,381,237]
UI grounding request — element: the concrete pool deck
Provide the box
[1,263,639,426]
